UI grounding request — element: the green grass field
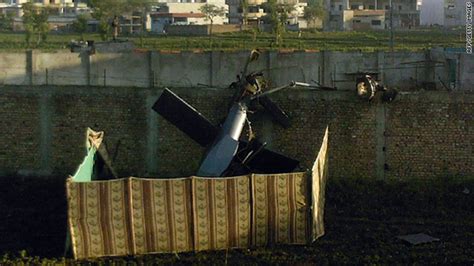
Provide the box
[0,28,466,52]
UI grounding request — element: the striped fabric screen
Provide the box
[312,127,329,240]
[67,178,134,259]
[251,172,310,246]
[192,176,251,251]
[129,177,194,254]
[67,131,329,259]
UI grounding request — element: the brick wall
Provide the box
[0,92,41,174]
[0,86,472,180]
[385,93,474,179]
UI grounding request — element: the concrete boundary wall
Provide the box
[0,86,472,180]
[0,50,472,91]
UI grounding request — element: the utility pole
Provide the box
[389,0,394,52]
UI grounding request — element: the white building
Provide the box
[325,0,420,31]
[150,0,228,33]
[419,0,444,26]
[0,0,81,17]
[225,0,307,28]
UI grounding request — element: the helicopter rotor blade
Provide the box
[152,88,218,147]
[258,96,291,128]
[244,141,299,174]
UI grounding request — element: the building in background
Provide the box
[444,0,466,27]
[324,0,420,31]
[419,0,444,26]
[1,0,90,32]
[225,0,307,29]
[149,0,228,33]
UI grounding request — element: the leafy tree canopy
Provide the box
[303,3,325,26]
[22,2,51,45]
[72,14,89,41]
[0,13,14,31]
[199,4,226,24]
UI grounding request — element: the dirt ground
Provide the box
[0,176,473,264]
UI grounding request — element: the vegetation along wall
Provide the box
[0,86,472,180]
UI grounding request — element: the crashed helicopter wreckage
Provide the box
[65,50,330,259]
[355,74,398,103]
[152,50,304,177]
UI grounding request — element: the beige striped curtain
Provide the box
[67,178,134,259]
[312,127,329,240]
[192,176,251,251]
[130,177,194,254]
[67,131,329,260]
[251,172,310,246]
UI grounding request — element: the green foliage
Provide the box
[22,2,51,46]
[0,29,465,52]
[0,13,14,32]
[89,0,121,40]
[72,14,88,41]
[241,0,249,25]
[261,0,295,45]
[199,4,226,39]
[199,4,226,24]
[303,3,325,28]
[307,0,323,6]
[89,0,150,40]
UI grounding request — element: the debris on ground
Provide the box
[397,233,440,245]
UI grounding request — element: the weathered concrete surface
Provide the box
[151,51,212,87]
[32,52,89,86]
[0,53,28,85]
[460,53,474,90]
[90,53,150,87]
[0,50,472,90]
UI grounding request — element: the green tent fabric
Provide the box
[72,147,96,182]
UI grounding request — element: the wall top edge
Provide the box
[0,49,444,55]
[1,85,473,102]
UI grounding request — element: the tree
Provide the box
[89,0,126,40]
[199,4,226,38]
[72,14,88,41]
[0,13,14,32]
[22,2,51,46]
[241,0,248,27]
[262,0,294,45]
[89,0,150,41]
[303,2,325,28]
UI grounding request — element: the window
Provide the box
[353,19,361,23]
[385,5,390,10]
[339,5,342,11]
[369,5,374,10]
[399,5,402,10]
[371,20,381,25]
[351,5,359,10]
[248,6,259,12]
